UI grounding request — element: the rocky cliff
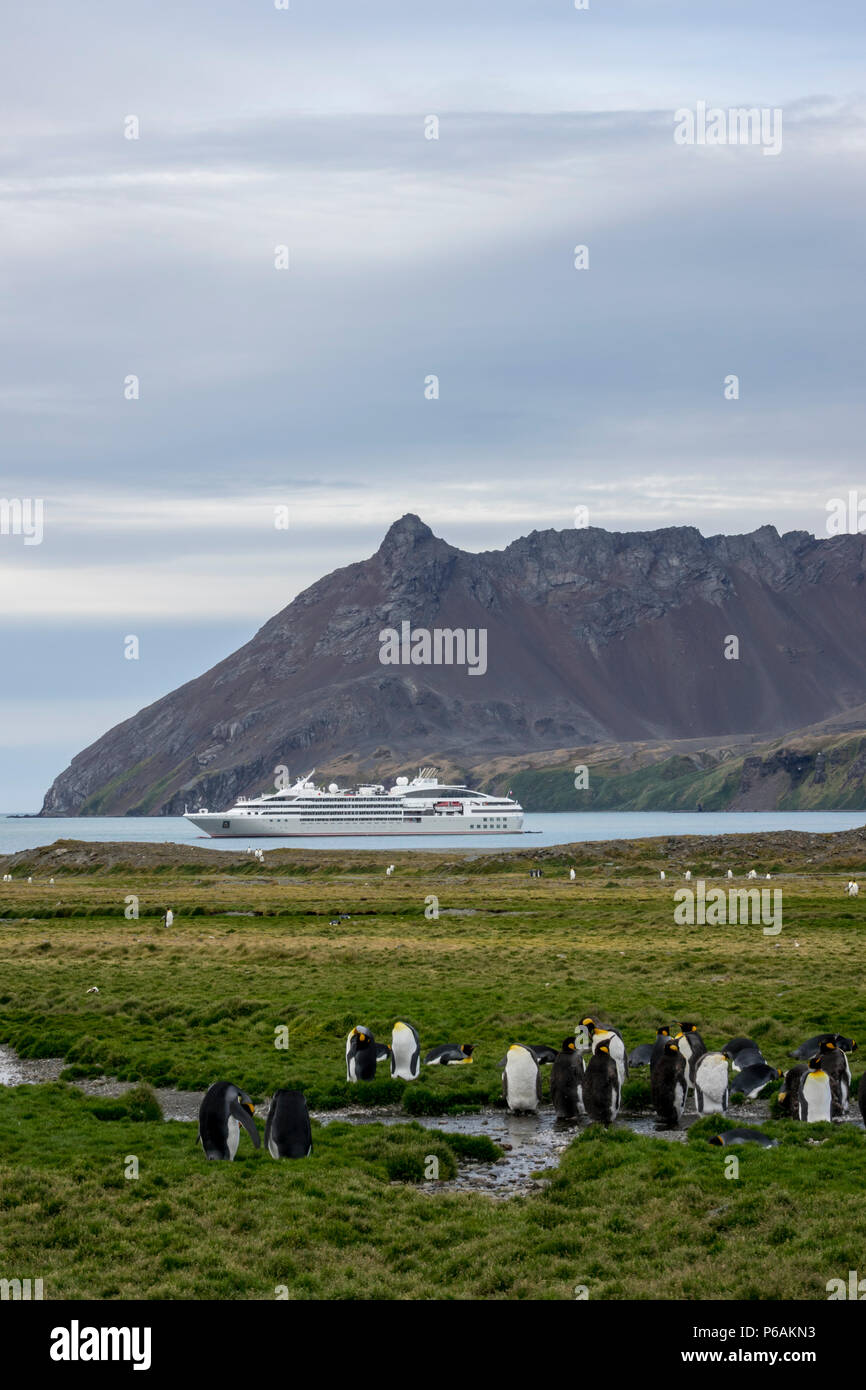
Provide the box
[41,515,866,815]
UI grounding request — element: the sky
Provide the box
[1,1,865,808]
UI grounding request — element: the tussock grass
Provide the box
[0,860,864,1298]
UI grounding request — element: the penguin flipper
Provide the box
[231,1101,261,1149]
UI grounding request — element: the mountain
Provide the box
[41,515,866,816]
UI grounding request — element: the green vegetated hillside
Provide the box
[489,732,866,813]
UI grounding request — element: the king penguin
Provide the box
[583,1042,621,1124]
[346,1025,378,1081]
[198,1082,261,1160]
[810,1039,849,1116]
[502,1044,541,1114]
[676,1023,707,1088]
[777,1064,807,1119]
[799,1052,833,1122]
[580,1017,628,1087]
[709,1128,778,1148]
[265,1090,312,1158]
[693,1052,729,1115]
[390,1021,421,1081]
[550,1036,584,1119]
[651,1039,687,1127]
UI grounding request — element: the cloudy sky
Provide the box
[1,1,864,808]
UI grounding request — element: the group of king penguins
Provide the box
[346,1021,473,1081]
[197,1083,312,1161]
[197,1015,863,1161]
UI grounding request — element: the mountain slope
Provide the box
[41,515,866,816]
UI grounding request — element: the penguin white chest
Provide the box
[227,1115,240,1159]
[801,1072,832,1122]
[391,1029,419,1080]
[504,1051,539,1112]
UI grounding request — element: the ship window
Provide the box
[222,820,230,829]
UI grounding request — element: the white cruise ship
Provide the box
[184,768,524,838]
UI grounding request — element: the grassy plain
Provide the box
[0,835,865,1300]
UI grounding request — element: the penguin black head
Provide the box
[819,1040,837,1053]
[355,1029,372,1047]
[597,1043,610,1055]
[708,1135,724,1146]
[679,1022,699,1033]
[561,1037,577,1052]
[461,1044,475,1057]
[665,1041,680,1054]
[656,1026,670,1037]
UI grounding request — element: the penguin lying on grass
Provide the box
[709,1128,778,1148]
[424,1043,474,1065]
[731,1062,781,1099]
[198,1082,260,1161]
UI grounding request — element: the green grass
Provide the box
[0,856,865,1298]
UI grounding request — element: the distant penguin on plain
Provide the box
[694,1052,729,1115]
[502,1044,541,1114]
[684,870,691,881]
[390,1021,421,1080]
[726,869,733,879]
[651,1039,687,1127]
[198,1082,260,1160]
[709,1128,778,1148]
[346,1026,378,1081]
[163,909,173,929]
[660,871,665,881]
[265,1090,312,1158]
[569,868,576,881]
[550,1037,584,1119]
[583,1042,620,1124]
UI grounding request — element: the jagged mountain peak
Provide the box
[40,518,866,817]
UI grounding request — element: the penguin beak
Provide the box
[231,1101,261,1148]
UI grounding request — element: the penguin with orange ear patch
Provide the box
[799,1050,833,1122]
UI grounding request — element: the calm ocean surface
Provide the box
[0,811,863,855]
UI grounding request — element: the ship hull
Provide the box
[185,814,524,838]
